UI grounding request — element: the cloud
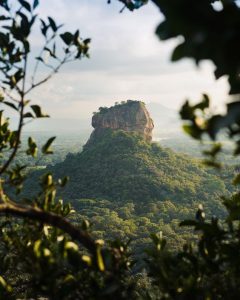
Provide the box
[26,0,228,129]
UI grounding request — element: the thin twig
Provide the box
[26,54,70,95]
[3,89,20,103]
[0,69,22,97]
[31,33,57,87]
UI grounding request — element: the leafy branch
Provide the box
[0,203,96,252]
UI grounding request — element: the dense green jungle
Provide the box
[17,115,236,257]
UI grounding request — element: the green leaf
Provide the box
[65,241,78,251]
[155,21,173,40]
[0,16,10,21]
[0,32,9,46]
[83,38,91,44]
[3,101,18,111]
[81,219,90,230]
[96,246,105,272]
[202,159,221,169]
[207,115,225,140]
[233,173,240,185]
[40,19,49,37]
[182,124,202,140]
[48,17,57,32]
[60,32,74,45]
[19,0,31,12]
[194,94,210,111]
[33,0,39,9]
[0,276,12,293]
[36,56,44,62]
[203,143,222,158]
[33,240,42,258]
[26,137,38,157]
[23,112,34,118]
[9,131,18,148]
[179,101,194,120]
[42,136,56,154]
[58,176,69,187]
[13,69,24,84]
[74,29,80,41]
[31,105,49,118]
[15,11,31,40]
[171,43,185,61]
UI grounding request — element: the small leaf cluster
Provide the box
[108,0,148,12]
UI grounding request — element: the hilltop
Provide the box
[22,101,229,250]
[37,101,227,215]
[88,100,154,144]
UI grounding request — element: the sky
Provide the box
[25,0,229,130]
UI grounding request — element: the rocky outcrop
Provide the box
[88,100,154,143]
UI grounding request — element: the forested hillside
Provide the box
[21,127,231,253]
[49,129,227,207]
[16,118,234,255]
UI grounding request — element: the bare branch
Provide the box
[3,89,20,103]
[26,55,69,95]
[31,33,58,87]
[0,69,22,97]
[0,203,96,253]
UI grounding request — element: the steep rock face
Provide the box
[88,100,154,143]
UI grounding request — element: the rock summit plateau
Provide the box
[88,100,154,143]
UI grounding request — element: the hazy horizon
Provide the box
[23,102,182,137]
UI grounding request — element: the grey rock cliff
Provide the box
[88,100,154,143]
